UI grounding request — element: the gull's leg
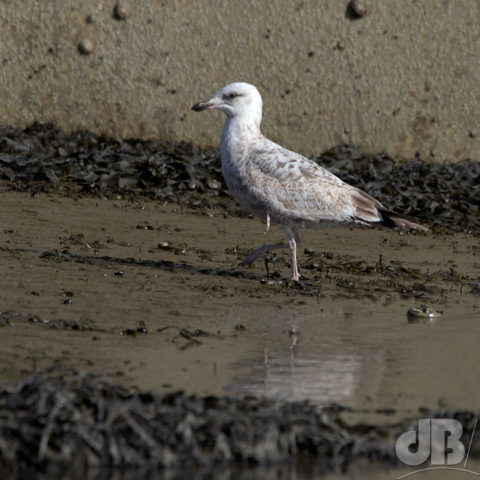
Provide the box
[239,228,303,280]
[239,243,289,266]
[294,228,302,247]
[285,228,301,281]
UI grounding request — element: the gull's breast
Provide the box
[222,155,270,217]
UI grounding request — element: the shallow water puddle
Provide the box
[223,302,480,415]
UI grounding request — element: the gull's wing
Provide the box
[246,140,384,225]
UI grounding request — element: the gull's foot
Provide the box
[291,264,301,282]
[287,276,306,286]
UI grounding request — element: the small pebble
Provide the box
[207,178,222,190]
[407,306,442,324]
[174,244,187,255]
[347,0,367,18]
[0,318,11,327]
[120,329,135,336]
[113,1,128,20]
[78,38,94,55]
[28,315,49,324]
[407,306,441,318]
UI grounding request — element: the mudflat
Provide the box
[1,191,479,418]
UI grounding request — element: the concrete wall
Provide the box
[0,0,479,162]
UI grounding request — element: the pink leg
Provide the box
[286,228,301,281]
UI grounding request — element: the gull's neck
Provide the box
[220,114,262,164]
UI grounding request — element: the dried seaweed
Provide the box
[1,372,480,477]
[0,371,394,476]
[0,123,478,232]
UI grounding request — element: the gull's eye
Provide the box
[223,92,241,101]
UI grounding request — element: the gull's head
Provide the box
[192,82,263,125]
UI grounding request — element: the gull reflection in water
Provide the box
[225,322,383,405]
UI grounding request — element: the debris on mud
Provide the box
[0,310,17,327]
[27,316,97,332]
[407,306,442,321]
[157,325,222,349]
[264,250,479,302]
[33,242,480,302]
[0,123,478,233]
[120,327,148,336]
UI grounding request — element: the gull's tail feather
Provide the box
[377,208,429,231]
[349,188,428,231]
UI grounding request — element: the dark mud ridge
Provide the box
[1,123,479,233]
[0,371,478,476]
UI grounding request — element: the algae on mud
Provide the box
[1,123,479,232]
[0,370,394,473]
[1,369,478,476]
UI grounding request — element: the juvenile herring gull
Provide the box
[192,82,427,281]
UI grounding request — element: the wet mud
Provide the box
[0,192,479,477]
[0,124,479,477]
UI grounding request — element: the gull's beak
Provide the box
[191,96,222,112]
[191,101,214,112]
